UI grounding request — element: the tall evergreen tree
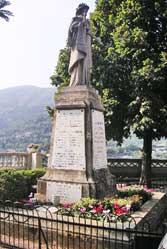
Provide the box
[0,0,12,22]
[51,0,167,187]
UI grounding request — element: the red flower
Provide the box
[114,203,120,210]
[121,206,128,214]
[115,206,129,216]
[92,204,103,214]
[115,208,124,215]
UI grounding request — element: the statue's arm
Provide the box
[67,18,80,47]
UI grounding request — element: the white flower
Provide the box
[103,209,110,215]
[126,204,131,211]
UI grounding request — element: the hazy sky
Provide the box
[0,0,95,90]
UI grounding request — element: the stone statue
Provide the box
[67,3,92,86]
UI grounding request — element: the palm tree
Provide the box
[0,0,13,22]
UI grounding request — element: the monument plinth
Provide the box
[37,86,116,203]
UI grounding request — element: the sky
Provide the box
[0,0,95,90]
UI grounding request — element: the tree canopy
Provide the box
[91,0,167,142]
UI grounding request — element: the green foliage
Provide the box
[91,0,167,142]
[105,194,142,212]
[50,48,70,98]
[0,168,46,201]
[74,198,98,209]
[46,106,54,119]
[117,186,152,202]
[51,0,167,144]
[59,187,152,221]
[51,0,167,185]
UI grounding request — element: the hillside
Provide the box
[0,85,166,158]
[0,85,55,152]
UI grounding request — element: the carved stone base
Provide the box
[36,86,116,204]
[37,168,115,203]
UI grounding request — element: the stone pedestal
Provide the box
[37,86,116,203]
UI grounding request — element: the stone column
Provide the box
[31,153,43,169]
[36,86,116,203]
[27,144,40,169]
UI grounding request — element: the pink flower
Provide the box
[126,204,131,211]
[116,184,123,189]
[144,186,154,192]
[80,208,86,214]
[63,203,74,208]
[148,189,154,192]
[27,199,33,204]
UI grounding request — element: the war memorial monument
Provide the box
[37,3,116,204]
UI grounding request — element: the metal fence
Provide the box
[108,158,167,169]
[0,202,164,249]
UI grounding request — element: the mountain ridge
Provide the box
[0,85,55,152]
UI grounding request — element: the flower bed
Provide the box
[58,185,153,222]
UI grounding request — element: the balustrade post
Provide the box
[27,152,32,169]
[31,153,43,169]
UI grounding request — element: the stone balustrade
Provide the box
[0,153,166,173]
[0,152,47,169]
[108,158,167,178]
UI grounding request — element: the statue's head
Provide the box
[76,3,89,16]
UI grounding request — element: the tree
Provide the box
[50,47,70,90]
[0,0,13,22]
[51,0,167,187]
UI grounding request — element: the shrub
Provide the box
[117,185,152,202]
[0,168,46,202]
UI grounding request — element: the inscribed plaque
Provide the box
[46,182,82,203]
[92,110,107,169]
[51,109,85,170]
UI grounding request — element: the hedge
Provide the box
[0,168,46,202]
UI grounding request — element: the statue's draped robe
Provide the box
[68,16,92,86]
